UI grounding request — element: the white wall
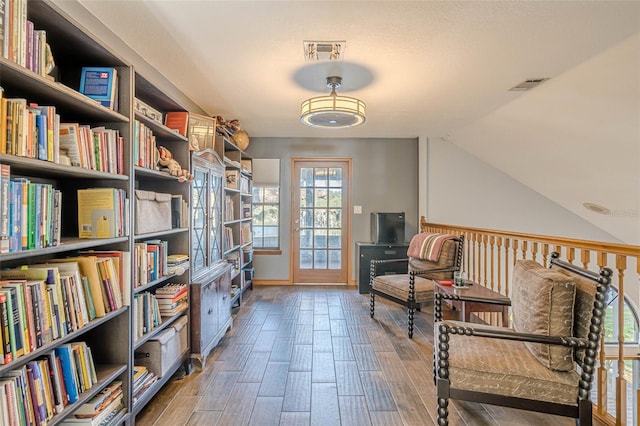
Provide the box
[426,138,623,243]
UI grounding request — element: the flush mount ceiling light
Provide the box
[300,76,366,129]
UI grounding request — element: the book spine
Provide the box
[26,361,47,426]
[0,163,9,254]
[29,283,44,348]
[22,283,36,352]
[54,346,78,404]
[0,292,12,363]
[5,287,23,357]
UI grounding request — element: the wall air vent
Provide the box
[509,78,549,91]
[303,40,346,62]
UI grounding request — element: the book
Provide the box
[60,394,123,425]
[58,122,83,167]
[164,112,188,136]
[79,67,118,110]
[0,292,12,364]
[72,380,122,418]
[26,360,48,424]
[0,286,23,358]
[0,163,9,254]
[54,345,79,404]
[77,188,119,238]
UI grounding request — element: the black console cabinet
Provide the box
[356,242,410,294]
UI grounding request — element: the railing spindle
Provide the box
[615,254,627,425]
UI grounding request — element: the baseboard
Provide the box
[253,279,291,286]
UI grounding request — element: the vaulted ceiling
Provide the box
[72,0,640,245]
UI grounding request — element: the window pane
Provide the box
[328,168,342,187]
[300,250,313,269]
[314,209,327,228]
[328,188,342,207]
[300,168,313,187]
[328,230,341,248]
[300,188,313,208]
[314,168,328,187]
[314,189,328,208]
[314,230,328,248]
[263,205,279,226]
[328,209,341,228]
[300,208,313,227]
[263,226,279,248]
[264,187,279,203]
[300,229,312,249]
[328,250,341,269]
[314,250,327,269]
[252,206,264,225]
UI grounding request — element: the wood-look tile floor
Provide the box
[136,286,576,426]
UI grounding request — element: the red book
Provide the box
[164,112,188,136]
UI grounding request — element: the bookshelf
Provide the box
[216,134,253,307]
[0,1,198,423]
[0,0,131,424]
[130,72,192,417]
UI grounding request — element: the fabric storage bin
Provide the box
[173,315,188,355]
[135,326,180,378]
[135,189,172,234]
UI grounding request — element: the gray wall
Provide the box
[246,137,418,282]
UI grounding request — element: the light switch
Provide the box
[354,205,362,214]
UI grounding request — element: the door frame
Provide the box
[290,157,353,284]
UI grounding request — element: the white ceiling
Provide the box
[74,0,640,244]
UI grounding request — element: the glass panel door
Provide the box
[292,159,350,283]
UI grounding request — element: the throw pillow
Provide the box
[511,260,576,371]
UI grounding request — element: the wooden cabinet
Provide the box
[189,149,231,368]
[190,263,231,368]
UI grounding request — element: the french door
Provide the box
[292,159,351,284]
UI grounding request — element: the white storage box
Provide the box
[135,190,172,234]
[135,327,179,378]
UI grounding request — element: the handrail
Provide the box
[420,217,640,425]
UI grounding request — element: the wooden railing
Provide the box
[421,218,640,425]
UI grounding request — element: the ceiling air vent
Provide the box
[303,40,346,62]
[509,78,549,91]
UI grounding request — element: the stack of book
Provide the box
[239,175,251,193]
[166,254,188,275]
[0,257,127,362]
[224,194,234,219]
[154,284,188,317]
[133,292,161,340]
[224,226,234,250]
[60,380,124,426]
[0,342,97,424]
[0,164,63,253]
[59,123,125,174]
[133,119,158,170]
[132,365,158,403]
[134,240,168,287]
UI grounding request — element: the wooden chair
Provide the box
[434,252,612,425]
[369,234,464,338]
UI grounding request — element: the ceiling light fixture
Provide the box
[300,76,366,129]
